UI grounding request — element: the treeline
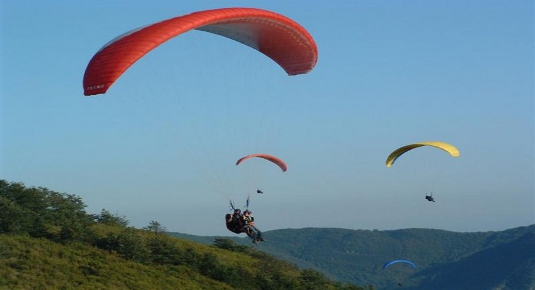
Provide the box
[0,180,369,289]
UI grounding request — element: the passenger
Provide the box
[242,210,264,243]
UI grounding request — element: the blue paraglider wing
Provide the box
[382,259,416,270]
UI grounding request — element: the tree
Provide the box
[96,209,129,227]
[143,221,166,234]
[0,180,94,241]
[213,238,248,253]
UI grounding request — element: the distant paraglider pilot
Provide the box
[425,193,435,202]
[256,189,263,194]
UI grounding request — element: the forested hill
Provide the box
[171,225,535,289]
[0,180,366,289]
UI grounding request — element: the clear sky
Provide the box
[1,0,533,236]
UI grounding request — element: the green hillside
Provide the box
[0,235,230,289]
[0,180,367,289]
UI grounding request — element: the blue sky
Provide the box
[1,1,533,236]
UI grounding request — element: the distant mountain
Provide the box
[410,232,535,290]
[170,225,535,289]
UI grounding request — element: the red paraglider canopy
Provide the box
[236,153,287,172]
[83,7,318,96]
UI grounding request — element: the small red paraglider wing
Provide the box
[83,7,318,96]
[236,153,287,172]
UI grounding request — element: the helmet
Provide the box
[234,209,241,213]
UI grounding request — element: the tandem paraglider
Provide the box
[226,197,265,244]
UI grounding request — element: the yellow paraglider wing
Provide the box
[385,141,460,168]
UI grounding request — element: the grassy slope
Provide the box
[0,228,362,290]
[0,235,232,290]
